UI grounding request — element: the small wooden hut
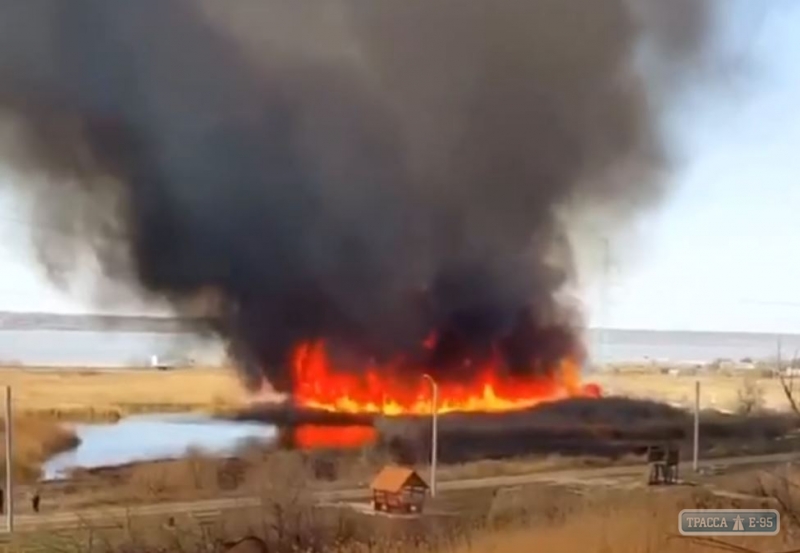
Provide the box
[370,465,429,514]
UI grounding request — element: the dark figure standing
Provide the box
[0,487,4,514]
[31,489,40,513]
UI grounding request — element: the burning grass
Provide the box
[291,339,599,415]
[6,365,786,425]
[0,366,250,421]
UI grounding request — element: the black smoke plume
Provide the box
[0,0,719,391]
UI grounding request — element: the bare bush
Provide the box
[736,377,765,415]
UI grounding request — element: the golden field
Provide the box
[21,463,797,553]
[0,366,256,481]
[0,366,795,550]
[593,370,790,413]
[0,364,791,487]
[0,417,79,482]
[0,364,788,422]
[0,366,254,421]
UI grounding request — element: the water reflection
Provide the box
[291,425,377,449]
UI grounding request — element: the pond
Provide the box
[43,413,278,480]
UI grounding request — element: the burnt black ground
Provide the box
[229,397,798,465]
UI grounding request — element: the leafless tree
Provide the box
[776,337,800,417]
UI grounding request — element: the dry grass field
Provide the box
[0,368,788,420]
[19,466,799,553]
[53,447,614,509]
[0,417,79,482]
[0,366,254,421]
[0,364,787,422]
[456,500,784,553]
[594,371,790,413]
[1,365,797,495]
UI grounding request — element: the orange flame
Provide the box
[291,339,600,417]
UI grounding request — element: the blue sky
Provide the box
[0,3,798,333]
[578,2,800,333]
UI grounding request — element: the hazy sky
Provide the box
[0,3,797,333]
[580,3,800,333]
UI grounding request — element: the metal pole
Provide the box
[693,380,699,473]
[599,237,610,367]
[422,375,438,497]
[4,386,12,533]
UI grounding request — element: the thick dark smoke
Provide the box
[0,0,720,390]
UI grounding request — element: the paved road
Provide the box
[5,450,800,534]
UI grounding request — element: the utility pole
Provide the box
[599,237,611,367]
[4,386,12,534]
[693,380,700,473]
[422,374,438,497]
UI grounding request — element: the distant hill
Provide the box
[0,312,210,333]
